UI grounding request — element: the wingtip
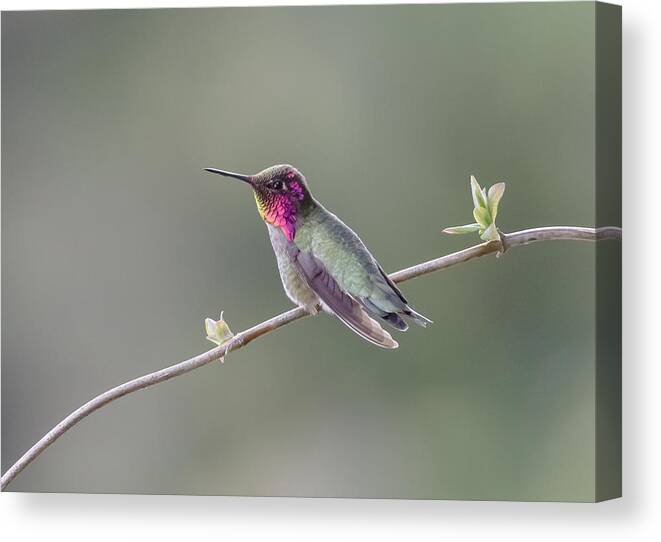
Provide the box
[360,325,399,349]
[381,337,399,349]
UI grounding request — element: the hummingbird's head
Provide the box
[204,164,311,241]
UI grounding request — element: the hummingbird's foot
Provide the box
[305,303,321,316]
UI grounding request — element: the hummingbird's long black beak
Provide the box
[204,168,253,185]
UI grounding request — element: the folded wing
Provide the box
[293,249,398,349]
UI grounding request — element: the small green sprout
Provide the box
[443,175,506,242]
[204,311,235,362]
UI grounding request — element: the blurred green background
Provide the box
[2,3,613,500]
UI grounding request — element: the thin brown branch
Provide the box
[0,225,621,490]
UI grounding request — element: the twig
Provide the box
[0,225,621,490]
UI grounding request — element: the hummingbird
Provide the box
[204,164,431,349]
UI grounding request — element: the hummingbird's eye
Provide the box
[270,180,284,191]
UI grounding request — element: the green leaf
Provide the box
[480,223,500,241]
[205,310,234,350]
[443,223,482,235]
[487,182,506,220]
[470,175,488,210]
[473,206,491,228]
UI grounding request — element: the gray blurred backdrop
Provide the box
[2,3,615,500]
